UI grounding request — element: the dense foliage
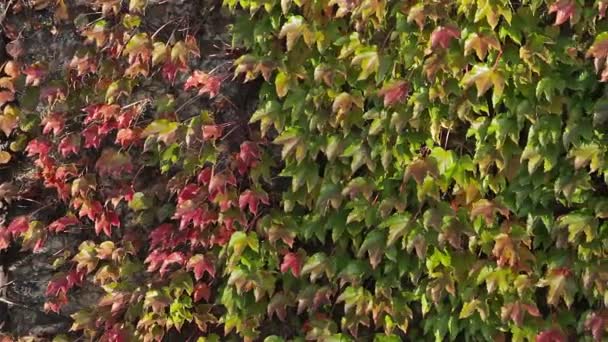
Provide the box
[2,0,608,341]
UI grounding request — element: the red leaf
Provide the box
[0,226,11,250]
[7,216,28,236]
[280,252,302,277]
[184,70,221,97]
[58,135,81,157]
[193,282,211,302]
[25,139,51,157]
[95,148,133,178]
[82,125,104,149]
[197,167,213,185]
[178,183,200,203]
[536,329,567,342]
[115,128,141,147]
[202,125,223,140]
[159,251,187,275]
[187,254,216,280]
[73,198,103,221]
[0,90,15,107]
[378,81,409,107]
[94,210,120,237]
[239,189,270,215]
[48,216,80,233]
[430,25,460,49]
[549,0,576,26]
[145,249,167,273]
[585,312,608,341]
[41,112,66,136]
[149,223,174,249]
[237,141,261,174]
[23,63,47,86]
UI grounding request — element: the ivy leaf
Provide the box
[464,33,501,60]
[279,16,314,51]
[351,49,379,80]
[95,148,133,178]
[280,252,303,277]
[430,25,460,49]
[379,213,411,247]
[357,230,386,269]
[378,81,409,107]
[536,329,567,342]
[460,65,505,101]
[471,199,510,226]
[558,212,598,243]
[537,268,576,308]
[549,0,576,26]
[187,254,216,280]
[184,71,221,98]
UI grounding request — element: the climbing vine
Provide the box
[2,0,608,341]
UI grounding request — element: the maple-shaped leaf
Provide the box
[115,128,141,147]
[48,216,79,233]
[82,125,106,149]
[549,0,576,26]
[159,251,187,275]
[95,148,133,178]
[470,199,510,225]
[378,81,409,107]
[123,32,151,64]
[279,16,314,51]
[0,91,14,107]
[7,216,28,236]
[536,329,567,342]
[403,158,439,184]
[82,20,107,47]
[237,141,261,174]
[558,212,598,243]
[193,282,211,302]
[0,226,10,250]
[184,70,221,97]
[267,292,293,321]
[430,25,460,49]
[41,112,65,136]
[69,54,97,76]
[585,311,608,341]
[464,33,501,60]
[187,254,216,280]
[94,211,120,237]
[500,301,540,326]
[239,189,270,215]
[23,62,47,87]
[538,267,576,307]
[152,42,169,66]
[141,119,178,144]
[357,230,386,269]
[586,33,608,81]
[73,198,103,221]
[25,139,51,157]
[58,135,81,157]
[202,124,223,141]
[281,252,303,277]
[461,65,505,101]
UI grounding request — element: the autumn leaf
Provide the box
[464,33,501,60]
[23,62,47,87]
[549,0,576,26]
[538,267,576,307]
[187,254,216,280]
[184,70,221,98]
[378,81,409,107]
[281,252,303,277]
[461,65,505,101]
[48,216,80,233]
[95,148,133,178]
[430,25,460,49]
[238,189,270,215]
[470,199,510,225]
[536,329,567,342]
[41,112,65,136]
[58,135,81,157]
[7,216,28,236]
